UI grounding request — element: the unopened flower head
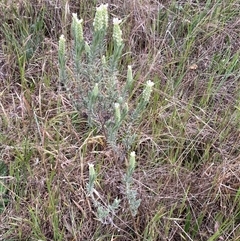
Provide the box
[114,103,121,123]
[92,83,99,98]
[127,65,133,85]
[85,41,90,54]
[76,23,84,42]
[101,55,106,66]
[118,96,123,104]
[87,163,96,195]
[59,34,66,57]
[113,18,123,47]
[129,151,136,172]
[93,4,108,32]
[123,102,129,113]
[143,80,154,102]
[113,17,122,25]
[88,163,96,181]
[72,13,78,25]
[72,14,83,41]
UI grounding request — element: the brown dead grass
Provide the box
[0,0,240,240]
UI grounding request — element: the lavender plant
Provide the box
[58,4,154,149]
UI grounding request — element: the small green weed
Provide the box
[0,160,9,213]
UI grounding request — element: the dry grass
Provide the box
[0,0,240,240]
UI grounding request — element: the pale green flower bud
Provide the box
[142,80,154,102]
[88,163,96,194]
[58,34,66,59]
[72,13,77,29]
[92,83,99,99]
[93,8,102,32]
[72,13,83,42]
[113,17,122,25]
[118,96,123,104]
[129,151,136,175]
[127,65,133,88]
[123,102,129,113]
[93,4,108,32]
[85,41,90,54]
[114,103,121,123]
[101,55,106,66]
[101,4,108,29]
[76,20,83,42]
[89,163,96,180]
[113,18,123,47]
[72,13,84,42]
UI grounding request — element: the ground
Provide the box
[0,0,239,240]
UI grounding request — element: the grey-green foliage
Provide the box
[86,152,140,224]
[96,198,121,224]
[123,152,141,217]
[58,4,154,149]
[87,164,121,224]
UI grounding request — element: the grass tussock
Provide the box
[0,0,240,240]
